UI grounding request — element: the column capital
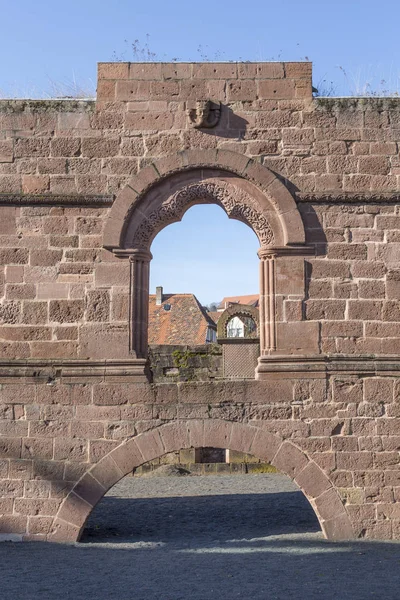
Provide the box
[258,245,315,260]
[113,248,153,262]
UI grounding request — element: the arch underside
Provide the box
[50,419,354,543]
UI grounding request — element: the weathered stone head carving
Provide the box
[187,100,221,128]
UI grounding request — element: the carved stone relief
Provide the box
[187,100,221,128]
[131,181,275,249]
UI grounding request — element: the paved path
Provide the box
[1,473,400,599]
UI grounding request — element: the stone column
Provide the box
[258,249,276,355]
[129,249,152,359]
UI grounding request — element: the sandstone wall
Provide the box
[0,62,399,542]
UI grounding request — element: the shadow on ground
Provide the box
[82,491,320,543]
[1,479,400,600]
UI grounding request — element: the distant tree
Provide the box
[206,302,219,312]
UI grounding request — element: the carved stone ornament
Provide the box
[131,181,275,249]
[187,100,221,128]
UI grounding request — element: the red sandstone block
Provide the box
[110,438,143,474]
[49,175,77,194]
[73,473,106,506]
[160,422,190,454]
[0,515,27,534]
[203,420,233,449]
[314,488,346,522]
[27,516,53,535]
[96,80,116,101]
[258,79,296,99]
[21,438,53,460]
[0,498,13,514]
[276,321,320,354]
[358,156,390,175]
[192,63,237,79]
[51,138,81,157]
[179,80,208,100]
[321,513,354,541]
[364,378,394,403]
[227,80,256,102]
[129,63,162,80]
[348,300,382,320]
[134,429,164,463]
[162,63,192,79]
[295,461,332,498]
[53,438,88,462]
[0,140,14,163]
[0,479,24,498]
[285,62,312,79]
[186,420,204,448]
[98,62,129,80]
[89,439,119,463]
[81,137,119,158]
[14,138,50,158]
[14,498,60,516]
[230,423,257,454]
[47,518,80,542]
[149,81,180,100]
[0,435,22,462]
[336,452,373,470]
[124,111,174,130]
[272,442,308,478]
[116,80,151,101]
[57,491,92,528]
[9,459,32,480]
[57,112,90,132]
[249,429,282,462]
[24,480,51,499]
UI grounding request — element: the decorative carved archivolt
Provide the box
[131,181,275,249]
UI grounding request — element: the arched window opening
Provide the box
[147,203,259,382]
[226,315,258,338]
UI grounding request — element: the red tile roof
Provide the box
[218,294,259,309]
[148,293,216,345]
[207,311,221,324]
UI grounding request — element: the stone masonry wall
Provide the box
[0,65,399,357]
[0,62,399,542]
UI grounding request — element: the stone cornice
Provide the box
[296,191,400,203]
[0,359,148,382]
[0,194,114,206]
[0,356,399,381]
[257,354,400,376]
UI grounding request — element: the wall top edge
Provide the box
[97,61,312,65]
[0,99,95,112]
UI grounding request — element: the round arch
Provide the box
[49,419,354,543]
[100,150,313,364]
[217,303,260,339]
[103,149,306,251]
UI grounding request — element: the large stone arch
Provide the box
[101,150,313,370]
[103,149,306,251]
[49,419,354,543]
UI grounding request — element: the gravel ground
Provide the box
[1,473,400,600]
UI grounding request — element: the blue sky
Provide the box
[150,205,259,306]
[1,0,400,97]
[2,0,399,304]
